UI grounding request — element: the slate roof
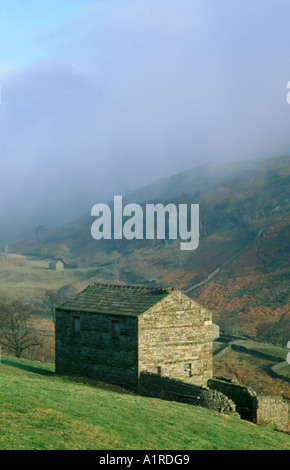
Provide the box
[56,282,176,317]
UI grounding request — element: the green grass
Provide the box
[253,347,288,360]
[233,340,288,361]
[0,356,290,450]
[213,340,229,356]
[272,362,290,379]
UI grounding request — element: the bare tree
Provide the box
[112,251,122,283]
[43,285,77,324]
[0,294,41,358]
[43,289,60,325]
[35,224,45,240]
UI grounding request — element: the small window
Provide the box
[184,363,191,377]
[111,320,120,340]
[156,366,162,375]
[72,316,81,334]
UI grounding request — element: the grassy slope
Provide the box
[0,356,290,450]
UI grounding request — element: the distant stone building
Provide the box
[49,260,64,271]
[55,283,214,391]
[212,323,220,340]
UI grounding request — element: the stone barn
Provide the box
[49,260,64,271]
[55,283,213,391]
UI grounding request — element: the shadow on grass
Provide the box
[57,374,136,396]
[30,267,51,270]
[2,357,134,395]
[2,358,55,376]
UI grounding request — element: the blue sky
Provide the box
[0,0,95,68]
[1,1,290,240]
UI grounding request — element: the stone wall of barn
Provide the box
[55,309,139,391]
[138,290,213,386]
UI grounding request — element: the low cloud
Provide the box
[1,0,290,240]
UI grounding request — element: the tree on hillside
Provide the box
[0,294,41,358]
[43,284,77,324]
[35,224,45,240]
[256,316,290,347]
[255,321,277,344]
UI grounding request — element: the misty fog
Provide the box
[1,0,290,242]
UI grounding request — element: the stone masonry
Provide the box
[55,283,213,392]
[55,309,139,390]
[208,377,289,431]
[138,289,213,386]
[140,372,238,416]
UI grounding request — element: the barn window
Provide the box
[111,320,120,340]
[184,363,191,377]
[72,316,81,334]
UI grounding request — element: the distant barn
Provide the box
[49,260,64,271]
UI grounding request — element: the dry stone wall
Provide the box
[256,397,289,431]
[208,377,289,431]
[140,372,238,415]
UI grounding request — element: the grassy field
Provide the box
[231,340,289,361]
[0,255,96,301]
[0,356,290,450]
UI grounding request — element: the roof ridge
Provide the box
[56,283,178,315]
[91,282,175,292]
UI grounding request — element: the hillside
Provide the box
[9,155,290,343]
[0,355,290,450]
[12,156,290,264]
[213,339,290,401]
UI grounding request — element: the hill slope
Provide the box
[0,356,290,450]
[12,156,290,263]
[10,155,290,341]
